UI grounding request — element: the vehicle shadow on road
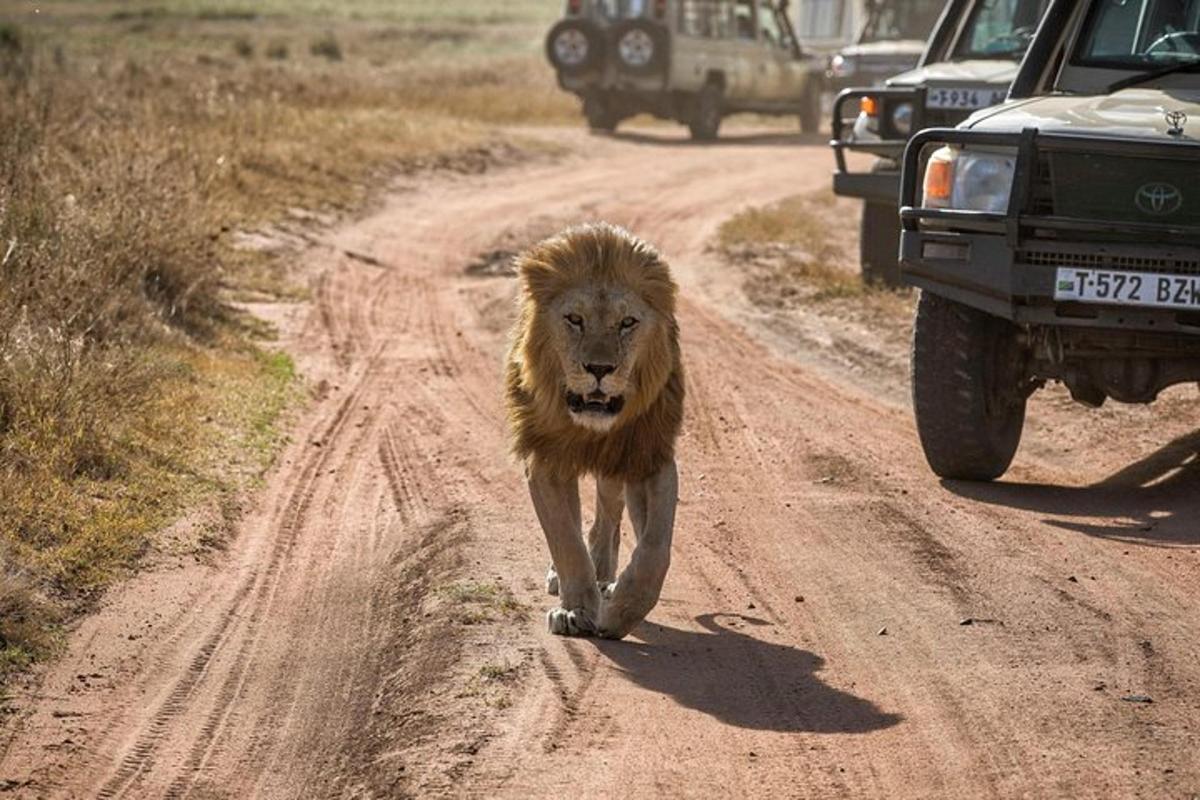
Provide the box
[593,613,901,733]
[606,130,824,148]
[945,429,1200,546]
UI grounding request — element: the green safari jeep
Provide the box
[545,0,825,140]
[831,0,1049,285]
[898,0,1200,481]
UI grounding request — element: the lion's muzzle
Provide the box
[565,390,625,417]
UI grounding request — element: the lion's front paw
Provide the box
[546,607,597,637]
[545,566,559,596]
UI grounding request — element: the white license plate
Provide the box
[925,86,1007,110]
[1054,267,1200,310]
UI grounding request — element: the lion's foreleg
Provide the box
[588,475,625,586]
[598,460,677,640]
[528,462,601,636]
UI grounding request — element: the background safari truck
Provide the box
[898,0,1200,482]
[544,0,826,140]
[825,0,948,93]
[830,0,1049,285]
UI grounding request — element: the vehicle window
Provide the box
[953,0,1048,59]
[860,0,946,43]
[1075,0,1200,65]
[680,0,737,37]
[759,2,785,46]
[735,0,757,39]
[596,0,649,18]
[796,0,847,39]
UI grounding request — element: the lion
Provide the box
[505,223,684,639]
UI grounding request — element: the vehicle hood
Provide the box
[840,40,927,59]
[965,88,1200,141]
[887,59,1020,88]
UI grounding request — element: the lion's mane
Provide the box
[505,223,684,482]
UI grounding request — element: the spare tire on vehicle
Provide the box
[610,19,668,76]
[545,19,605,76]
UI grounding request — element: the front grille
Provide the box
[1044,152,1200,228]
[1020,247,1200,275]
[921,108,971,128]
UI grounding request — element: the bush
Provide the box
[310,33,343,61]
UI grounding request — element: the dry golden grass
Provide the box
[717,190,914,317]
[0,1,570,692]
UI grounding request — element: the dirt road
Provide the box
[2,128,1198,799]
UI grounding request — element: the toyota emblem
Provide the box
[1164,109,1188,136]
[1134,182,1183,216]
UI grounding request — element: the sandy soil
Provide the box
[1,127,1198,799]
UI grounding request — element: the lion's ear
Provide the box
[516,256,566,307]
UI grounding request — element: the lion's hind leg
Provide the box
[598,460,677,640]
[528,462,602,636]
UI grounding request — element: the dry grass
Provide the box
[717,189,914,316]
[0,1,569,691]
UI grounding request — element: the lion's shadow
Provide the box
[593,613,901,734]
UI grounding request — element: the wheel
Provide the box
[545,19,604,76]
[583,92,619,133]
[859,158,901,287]
[799,82,822,134]
[688,84,722,141]
[610,19,668,76]
[860,199,901,287]
[911,291,1027,481]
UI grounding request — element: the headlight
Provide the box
[830,54,856,78]
[890,102,913,136]
[922,146,1017,213]
[618,29,654,67]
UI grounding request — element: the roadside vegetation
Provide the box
[716,189,914,315]
[0,0,565,693]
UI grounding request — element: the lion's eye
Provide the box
[565,313,583,328]
[620,317,639,330]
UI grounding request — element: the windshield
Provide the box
[953,0,1048,60]
[1075,0,1200,67]
[861,0,946,42]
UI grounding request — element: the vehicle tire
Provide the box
[610,19,668,77]
[545,19,604,76]
[799,82,822,134]
[859,158,902,287]
[688,84,722,141]
[583,92,619,133]
[860,199,901,287]
[911,291,1027,481]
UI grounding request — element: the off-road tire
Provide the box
[545,19,605,76]
[911,291,1027,481]
[689,84,722,141]
[799,82,822,134]
[583,92,619,133]
[610,19,668,77]
[859,158,902,286]
[860,199,901,287]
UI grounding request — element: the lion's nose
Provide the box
[584,363,616,381]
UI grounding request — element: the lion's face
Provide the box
[549,284,656,432]
[509,223,679,440]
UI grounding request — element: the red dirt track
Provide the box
[1,127,1198,799]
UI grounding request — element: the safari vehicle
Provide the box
[898,0,1200,481]
[825,0,947,92]
[544,0,826,139]
[831,0,1049,284]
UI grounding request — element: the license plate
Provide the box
[1054,267,1200,310]
[925,86,1007,110]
